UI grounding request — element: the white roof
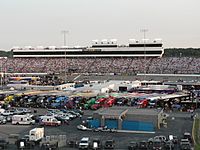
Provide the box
[81,137,89,141]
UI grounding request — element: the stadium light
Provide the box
[61,30,69,83]
[140,29,148,85]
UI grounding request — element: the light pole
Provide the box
[140,29,148,85]
[61,30,69,83]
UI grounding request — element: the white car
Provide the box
[15,108,32,114]
[58,113,74,120]
[79,137,90,149]
[154,135,167,142]
[1,110,14,116]
[77,125,87,131]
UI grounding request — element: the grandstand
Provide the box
[0,40,200,75]
[0,57,200,75]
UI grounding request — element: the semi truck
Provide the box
[29,127,44,143]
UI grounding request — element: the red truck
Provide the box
[91,97,116,110]
[137,99,148,108]
[91,98,106,110]
[106,97,116,107]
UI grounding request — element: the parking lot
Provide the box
[0,108,194,149]
[0,76,198,149]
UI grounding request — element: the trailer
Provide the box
[12,114,35,125]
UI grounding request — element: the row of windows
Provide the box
[129,44,162,47]
[91,44,162,48]
[92,45,118,48]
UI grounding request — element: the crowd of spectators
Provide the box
[1,57,200,75]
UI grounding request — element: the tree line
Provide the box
[164,48,200,57]
[0,50,12,57]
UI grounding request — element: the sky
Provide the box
[0,0,200,50]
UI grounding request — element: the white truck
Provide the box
[15,128,45,149]
[12,114,35,125]
[29,127,44,142]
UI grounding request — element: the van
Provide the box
[40,116,61,126]
[12,114,35,125]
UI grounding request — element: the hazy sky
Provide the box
[0,0,200,50]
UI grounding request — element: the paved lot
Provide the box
[0,108,194,149]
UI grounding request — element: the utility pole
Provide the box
[140,29,148,86]
[61,30,69,83]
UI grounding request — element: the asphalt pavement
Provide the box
[0,108,194,149]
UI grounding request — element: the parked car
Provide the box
[39,116,61,126]
[128,141,138,150]
[168,135,178,144]
[152,139,163,150]
[183,132,192,143]
[1,110,14,116]
[104,140,115,149]
[164,140,174,150]
[58,113,74,120]
[0,116,6,124]
[6,115,12,122]
[73,109,84,115]
[116,98,128,106]
[180,139,192,150]
[36,96,48,108]
[137,99,148,108]
[68,139,78,148]
[138,141,148,150]
[154,135,167,143]
[0,94,6,101]
[66,111,77,118]
[67,110,80,117]
[14,108,31,115]
[15,136,34,150]
[40,140,58,150]
[77,125,88,131]
[91,138,101,150]
[148,99,157,108]
[55,116,69,124]
[79,137,90,149]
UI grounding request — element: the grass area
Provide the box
[195,145,200,150]
[193,117,200,150]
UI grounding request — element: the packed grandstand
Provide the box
[0,39,200,75]
[0,57,200,74]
